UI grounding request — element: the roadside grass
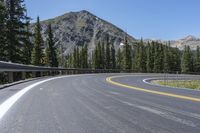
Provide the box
[152,80,200,90]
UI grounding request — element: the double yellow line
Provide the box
[106,75,200,102]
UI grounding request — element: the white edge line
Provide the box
[143,78,200,92]
[0,74,86,120]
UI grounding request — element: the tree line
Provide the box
[65,38,200,73]
[0,0,58,67]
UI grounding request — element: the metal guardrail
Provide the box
[0,61,71,83]
[0,61,122,72]
[0,61,74,72]
[1,61,199,85]
[0,61,122,83]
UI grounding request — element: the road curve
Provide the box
[0,73,200,133]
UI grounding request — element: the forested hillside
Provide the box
[65,38,200,73]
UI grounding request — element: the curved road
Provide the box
[0,74,200,133]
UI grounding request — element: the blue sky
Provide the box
[25,0,200,40]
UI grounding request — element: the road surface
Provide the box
[0,73,200,133]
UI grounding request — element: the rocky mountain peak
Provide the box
[166,35,200,50]
[144,35,200,50]
[181,35,200,41]
[79,10,93,15]
[31,10,136,56]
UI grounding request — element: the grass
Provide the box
[152,80,200,90]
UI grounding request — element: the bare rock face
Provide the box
[31,10,136,56]
[170,35,200,50]
[144,35,200,50]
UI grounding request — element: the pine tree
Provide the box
[153,43,160,73]
[149,41,155,72]
[31,17,44,66]
[83,45,89,69]
[101,42,105,69]
[159,43,164,71]
[146,43,151,72]
[76,47,80,68]
[105,36,111,69]
[153,43,164,73]
[94,45,99,69]
[83,44,88,68]
[80,44,88,68]
[97,42,103,69]
[21,18,32,64]
[170,47,181,72]
[139,39,146,72]
[133,39,146,72]
[5,0,31,63]
[45,24,58,67]
[194,46,200,72]
[0,0,7,61]
[123,38,132,70]
[91,51,95,69]
[133,43,140,71]
[69,53,73,68]
[181,46,192,73]
[163,45,170,72]
[73,47,77,68]
[65,54,73,68]
[72,46,81,68]
[146,42,154,72]
[79,46,84,68]
[111,43,116,69]
[116,48,123,69]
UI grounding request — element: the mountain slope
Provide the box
[31,10,136,55]
[169,35,200,50]
[31,10,200,53]
[145,35,200,50]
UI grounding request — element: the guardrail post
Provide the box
[38,72,41,77]
[32,72,36,78]
[47,71,50,76]
[62,71,66,75]
[41,71,44,77]
[22,72,26,80]
[59,71,62,75]
[51,71,55,76]
[8,72,14,83]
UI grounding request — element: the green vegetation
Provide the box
[133,39,146,72]
[0,0,59,83]
[152,80,200,90]
[194,46,200,72]
[31,17,44,66]
[45,24,58,67]
[123,38,132,70]
[0,0,7,61]
[181,46,193,73]
[2,0,32,63]
[65,36,200,73]
[105,36,111,69]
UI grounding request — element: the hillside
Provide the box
[31,10,136,55]
[145,35,200,50]
[169,35,200,50]
[31,10,200,54]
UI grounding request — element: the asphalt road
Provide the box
[0,73,200,133]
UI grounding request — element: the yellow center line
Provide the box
[106,75,200,102]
